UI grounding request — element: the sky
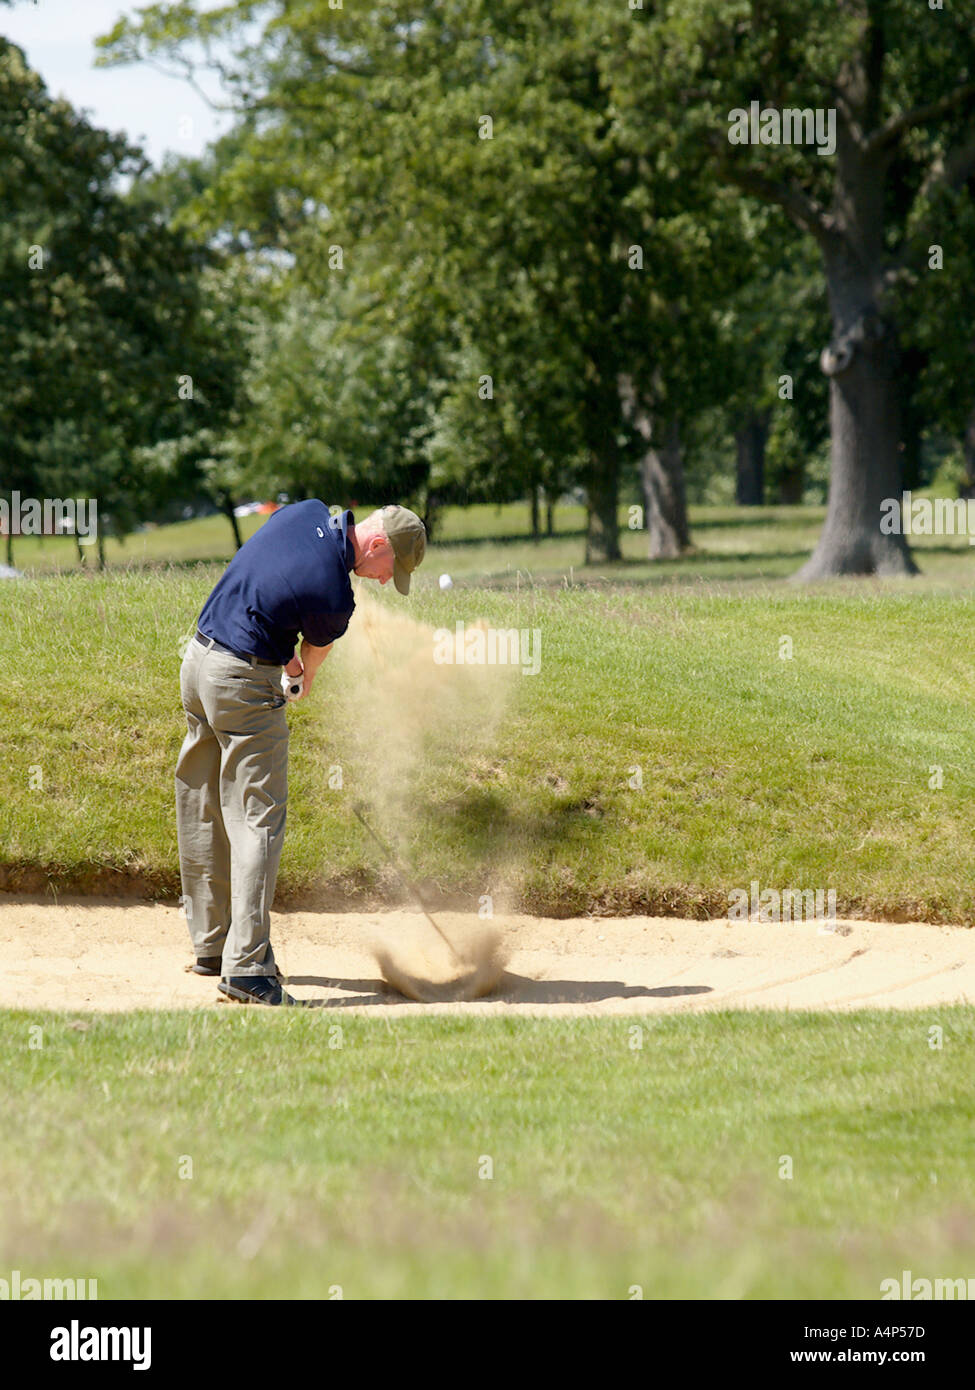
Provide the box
[2,0,232,166]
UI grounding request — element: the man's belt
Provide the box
[195,631,280,667]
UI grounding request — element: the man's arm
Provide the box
[286,640,332,699]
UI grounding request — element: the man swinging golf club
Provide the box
[175,502,427,1005]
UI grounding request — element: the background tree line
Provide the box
[3,1,975,574]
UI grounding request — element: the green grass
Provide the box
[6,499,595,573]
[4,502,971,1305]
[2,543,975,918]
[9,498,975,587]
[1,1008,972,1298]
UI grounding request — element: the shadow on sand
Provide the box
[284,972,713,1008]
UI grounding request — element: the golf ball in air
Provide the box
[439,573,453,590]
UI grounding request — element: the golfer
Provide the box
[175,502,427,1006]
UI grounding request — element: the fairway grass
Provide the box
[1,1008,972,1299]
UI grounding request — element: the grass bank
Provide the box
[1,556,974,919]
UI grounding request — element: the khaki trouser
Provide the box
[175,637,288,977]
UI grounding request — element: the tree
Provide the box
[894,150,975,497]
[95,2,717,562]
[706,225,831,507]
[235,276,438,506]
[0,39,230,566]
[623,0,975,576]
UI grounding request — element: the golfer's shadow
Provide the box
[285,973,713,1007]
[496,974,713,1004]
[286,976,392,1008]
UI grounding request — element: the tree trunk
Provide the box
[642,417,690,559]
[584,453,621,562]
[220,491,244,551]
[530,485,540,541]
[619,373,691,559]
[959,405,975,499]
[777,463,805,505]
[898,348,926,491]
[735,411,769,506]
[545,490,555,536]
[97,530,106,571]
[797,116,916,578]
[75,535,86,567]
[421,491,440,541]
[797,311,916,578]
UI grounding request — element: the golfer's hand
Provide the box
[284,654,307,700]
[294,639,333,699]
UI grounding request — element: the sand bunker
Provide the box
[1,896,974,1015]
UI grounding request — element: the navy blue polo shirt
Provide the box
[198,502,356,664]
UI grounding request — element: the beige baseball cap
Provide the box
[381,505,427,594]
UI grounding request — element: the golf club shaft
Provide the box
[351,804,461,961]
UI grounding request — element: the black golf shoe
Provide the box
[218,975,300,1007]
[186,956,222,976]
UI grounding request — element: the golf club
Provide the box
[351,801,465,966]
